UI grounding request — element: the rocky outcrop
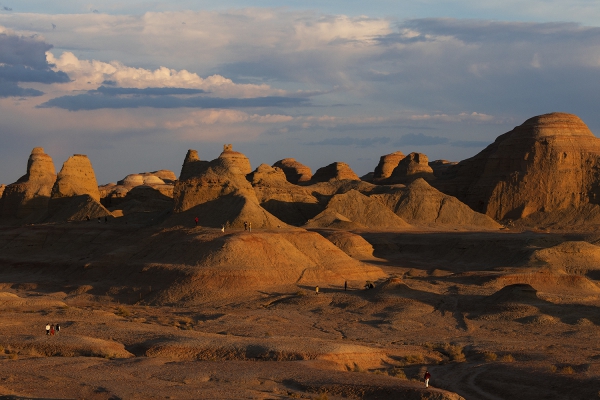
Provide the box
[388,152,435,184]
[0,147,57,219]
[0,184,5,198]
[433,112,600,220]
[311,162,360,183]
[372,151,405,182]
[373,179,501,229]
[51,154,101,201]
[272,158,312,184]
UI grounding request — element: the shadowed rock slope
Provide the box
[373,179,501,229]
[305,189,411,229]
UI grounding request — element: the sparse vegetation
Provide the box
[560,366,575,374]
[501,354,515,363]
[405,354,424,364]
[116,306,131,317]
[313,393,329,400]
[390,367,407,380]
[483,352,498,362]
[352,363,364,372]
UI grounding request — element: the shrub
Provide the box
[446,344,466,362]
[483,352,498,362]
[116,306,130,317]
[560,366,575,374]
[550,365,558,373]
[405,354,424,364]
[390,367,407,380]
[314,393,328,400]
[501,354,515,363]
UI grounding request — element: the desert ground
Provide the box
[1,221,600,400]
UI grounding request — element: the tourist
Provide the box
[315,286,319,295]
[46,323,50,335]
[194,216,199,226]
[424,370,431,388]
[56,324,60,334]
[221,224,225,232]
[244,221,248,230]
[344,281,347,291]
[248,222,252,232]
[50,324,55,336]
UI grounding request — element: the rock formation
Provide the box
[387,152,435,184]
[372,151,405,182]
[429,160,457,178]
[433,112,600,220]
[372,178,501,229]
[305,189,411,229]
[51,154,101,201]
[219,144,252,175]
[311,162,360,183]
[248,164,321,225]
[0,147,56,219]
[172,147,286,229]
[0,184,5,198]
[179,149,210,181]
[272,158,312,184]
[47,154,111,221]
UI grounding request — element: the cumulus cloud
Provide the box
[46,51,285,97]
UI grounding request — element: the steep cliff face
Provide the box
[434,113,600,220]
[0,147,56,219]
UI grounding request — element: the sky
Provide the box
[1,1,600,185]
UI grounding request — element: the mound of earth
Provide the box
[46,194,112,222]
[316,231,378,260]
[373,179,500,229]
[0,292,65,309]
[140,333,388,370]
[311,162,360,183]
[137,230,385,303]
[529,241,600,278]
[434,112,600,221]
[372,151,405,182]
[272,158,312,183]
[489,273,600,296]
[4,334,133,358]
[0,147,56,220]
[305,190,411,230]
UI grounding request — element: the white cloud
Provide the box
[46,51,283,97]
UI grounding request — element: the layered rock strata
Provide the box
[433,112,600,220]
[388,152,435,184]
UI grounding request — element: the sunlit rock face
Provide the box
[51,154,101,201]
[272,158,312,184]
[434,112,600,220]
[371,151,405,182]
[387,152,435,184]
[0,147,57,219]
[310,162,360,183]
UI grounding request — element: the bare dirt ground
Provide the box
[1,222,600,399]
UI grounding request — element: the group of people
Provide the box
[45,323,60,336]
[243,221,252,231]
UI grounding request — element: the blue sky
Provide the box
[1,1,600,184]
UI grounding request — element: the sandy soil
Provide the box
[1,222,600,399]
